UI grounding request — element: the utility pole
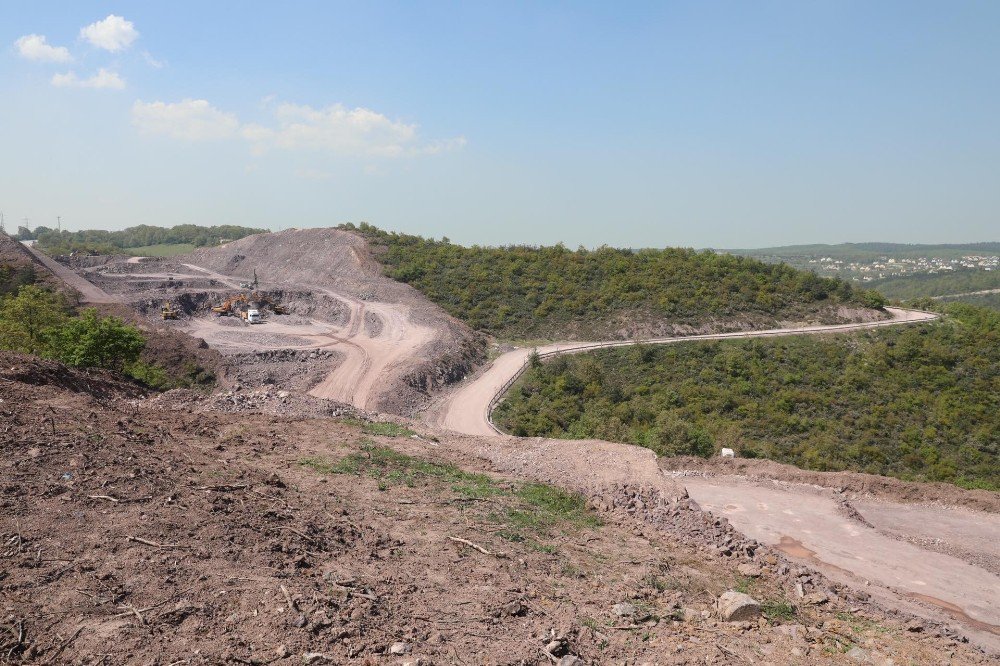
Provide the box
[0,211,5,234]
[57,216,62,232]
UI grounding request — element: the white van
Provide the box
[245,309,262,324]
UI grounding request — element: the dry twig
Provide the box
[124,536,189,549]
[446,535,505,558]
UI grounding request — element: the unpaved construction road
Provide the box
[678,476,1000,650]
[21,242,118,303]
[426,305,1000,652]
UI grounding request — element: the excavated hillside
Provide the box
[80,228,486,415]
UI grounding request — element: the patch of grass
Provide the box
[733,575,756,595]
[341,418,418,438]
[762,600,797,622]
[835,611,891,636]
[301,443,498,497]
[123,243,197,257]
[513,483,602,530]
[302,444,602,547]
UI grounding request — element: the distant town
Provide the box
[808,254,999,281]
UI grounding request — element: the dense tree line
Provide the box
[495,303,999,490]
[18,224,267,256]
[348,223,885,339]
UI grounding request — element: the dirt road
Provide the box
[680,476,1000,651]
[423,304,1000,651]
[428,307,938,437]
[21,242,118,303]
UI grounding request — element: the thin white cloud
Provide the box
[132,99,240,141]
[51,68,126,90]
[132,97,465,159]
[14,34,72,62]
[80,15,138,52]
[243,103,452,158]
[142,51,166,69]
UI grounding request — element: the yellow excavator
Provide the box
[161,301,180,320]
[211,293,249,316]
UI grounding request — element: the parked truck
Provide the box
[242,308,262,324]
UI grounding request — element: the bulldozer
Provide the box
[161,301,180,320]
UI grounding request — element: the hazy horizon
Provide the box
[3,2,999,249]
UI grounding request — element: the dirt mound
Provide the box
[0,351,145,400]
[659,456,1000,514]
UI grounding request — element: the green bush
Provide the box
[48,309,145,371]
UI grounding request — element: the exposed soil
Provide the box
[2,353,991,664]
[78,229,486,416]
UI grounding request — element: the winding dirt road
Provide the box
[424,305,1000,652]
[429,307,938,437]
[173,264,436,411]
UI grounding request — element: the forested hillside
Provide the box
[18,224,267,256]
[495,303,999,490]
[351,224,886,339]
[870,269,1000,300]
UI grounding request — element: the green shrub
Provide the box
[48,309,145,371]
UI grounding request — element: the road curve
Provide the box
[430,307,938,437]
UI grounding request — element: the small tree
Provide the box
[49,309,145,371]
[0,285,69,354]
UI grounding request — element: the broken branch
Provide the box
[124,536,189,549]
[447,536,506,558]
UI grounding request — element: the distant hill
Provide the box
[17,224,268,257]
[724,242,1000,261]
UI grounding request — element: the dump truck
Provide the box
[241,308,262,324]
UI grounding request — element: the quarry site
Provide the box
[2,228,998,665]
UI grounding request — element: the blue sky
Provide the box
[1,1,998,248]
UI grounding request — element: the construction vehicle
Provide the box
[252,292,288,315]
[161,301,180,320]
[211,293,249,316]
[239,270,259,290]
[241,308,262,324]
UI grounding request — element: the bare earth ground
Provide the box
[1,355,991,665]
[4,228,999,661]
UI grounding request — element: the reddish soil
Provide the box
[2,353,991,664]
